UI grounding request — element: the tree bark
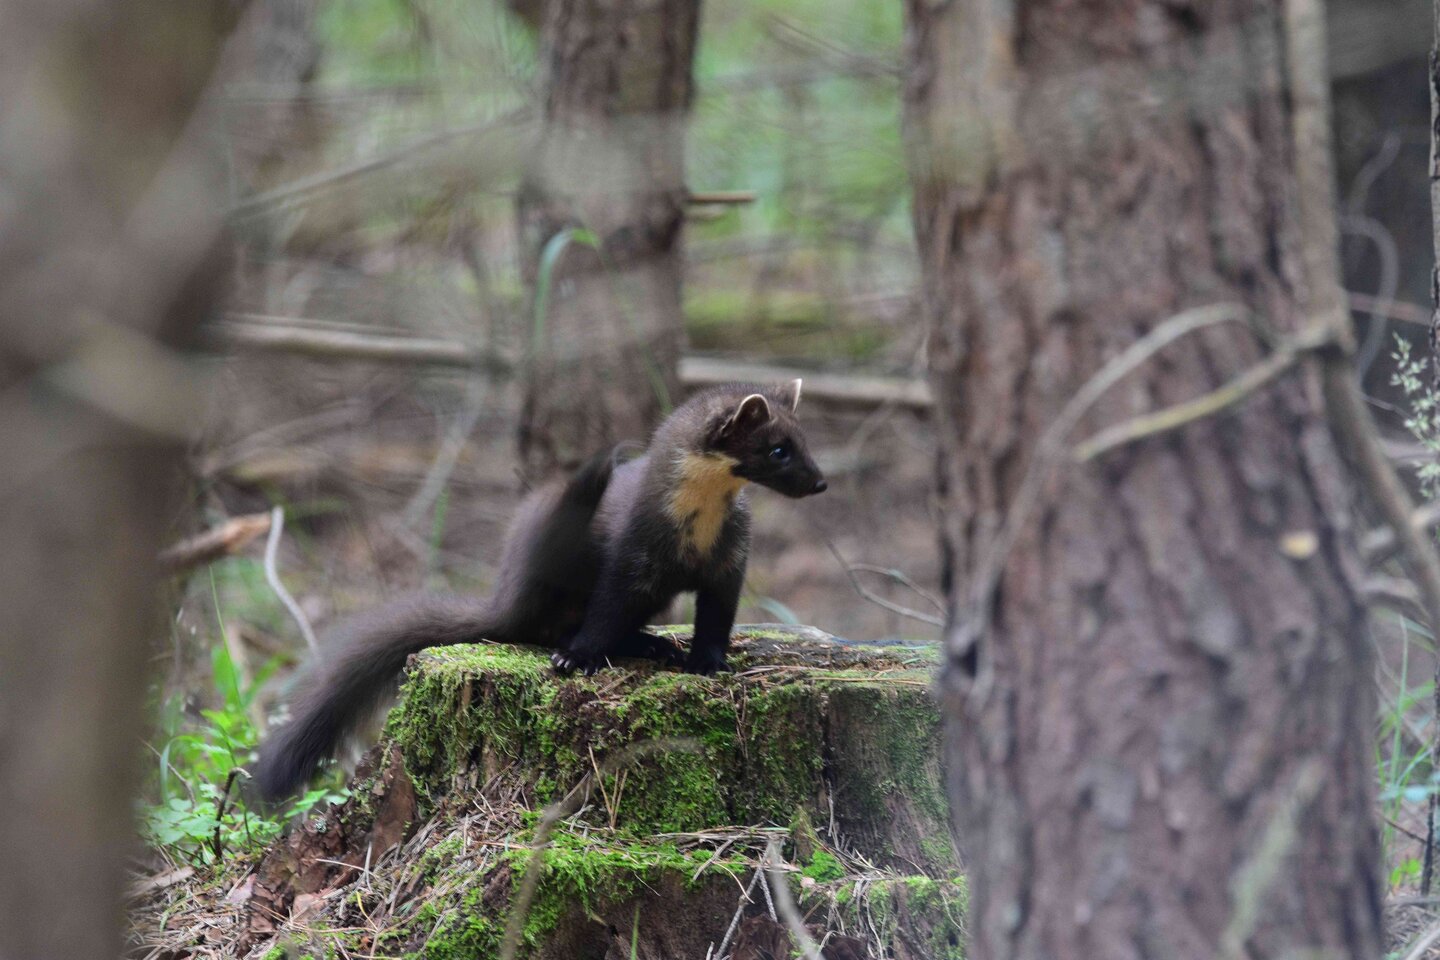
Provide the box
[903,0,1382,957]
[515,0,699,480]
[0,3,240,957]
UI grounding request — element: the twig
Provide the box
[1402,919,1440,960]
[1339,214,1400,376]
[844,563,946,615]
[1072,326,1334,463]
[687,190,759,205]
[402,378,489,528]
[263,506,319,655]
[157,512,272,574]
[1347,292,1431,328]
[211,769,239,864]
[763,840,823,960]
[713,864,766,960]
[1383,814,1429,846]
[818,534,943,627]
[1360,501,1440,565]
[213,316,934,410]
[215,317,510,372]
[1365,575,1428,623]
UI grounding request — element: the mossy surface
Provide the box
[384,631,953,872]
[374,825,750,960]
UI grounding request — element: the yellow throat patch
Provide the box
[667,453,748,556]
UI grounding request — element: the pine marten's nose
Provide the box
[812,478,828,494]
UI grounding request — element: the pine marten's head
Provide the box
[700,380,827,499]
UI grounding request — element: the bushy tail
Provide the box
[252,593,504,800]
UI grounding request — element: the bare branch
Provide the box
[763,840,823,960]
[1072,325,1335,462]
[213,315,934,409]
[263,506,319,655]
[1361,501,1440,564]
[158,513,272,574]
[216,316,510,372]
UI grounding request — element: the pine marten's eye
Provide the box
[768,444,791,463]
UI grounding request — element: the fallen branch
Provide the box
[212,315,933,409]
[216,316,510,372]
[158,512,272,574]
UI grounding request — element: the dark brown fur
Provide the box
[253,383,825,799]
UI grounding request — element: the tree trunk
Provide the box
[0,3,239,957]
[515,0,699,480]
[903,0,1382,956]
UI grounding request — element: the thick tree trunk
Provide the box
[515,0,699,480]
[903,0,1382,957]
[0,3,239,957]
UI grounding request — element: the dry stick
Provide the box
[213,317,935,410]
[401,378,489,528]
[845,563,946,615]
[157,512,272,574]
[713,865,767,960]
[216,319,507,372]
[1361,501,1440,564]
[818,533,943,627]
[956,302,1250,666]
[763,840,823,960]
[1402,919,1440,960]
[263,506,320,655]
[1070,328,1332,463]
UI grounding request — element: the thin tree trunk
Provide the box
[515,0,699,480]
[903,0,1382,956]
[0,3,240,957]
[1425,0,1440,895]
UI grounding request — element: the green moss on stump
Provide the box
[375,827,749,960]
[385,630,955,874]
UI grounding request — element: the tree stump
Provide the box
[243,627,965,959]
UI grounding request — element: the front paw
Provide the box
[551,650,609,677]
[683,649,732,676]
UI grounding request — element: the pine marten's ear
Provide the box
[719,393,772,438]
[784,378,803,412]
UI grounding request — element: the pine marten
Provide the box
[253,381,827,799]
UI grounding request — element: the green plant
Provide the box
[139,568,346,864]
